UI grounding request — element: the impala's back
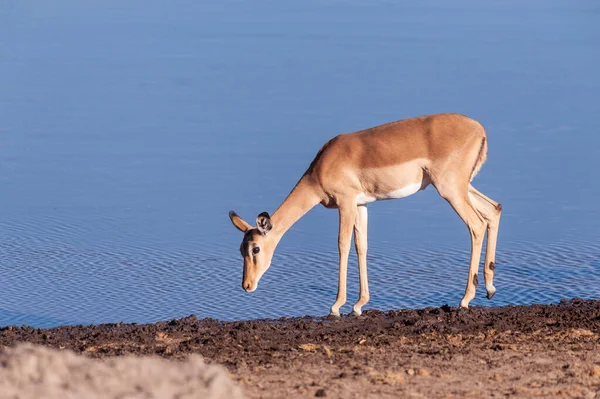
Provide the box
[307,113,487,206]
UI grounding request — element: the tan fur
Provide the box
[229,113,502,314]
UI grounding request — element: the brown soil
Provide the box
[2,298,600,399]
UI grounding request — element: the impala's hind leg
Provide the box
[468,185,502,300]
[436,183,487,308]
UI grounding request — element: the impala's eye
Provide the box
[252,247,260,255]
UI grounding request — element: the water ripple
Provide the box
[1,230,600,328]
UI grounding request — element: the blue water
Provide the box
[1,0,599,328]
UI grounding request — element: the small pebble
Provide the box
[589,365,600,377]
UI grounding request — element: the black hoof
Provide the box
[348,311,363,318]
[327,313,341,320]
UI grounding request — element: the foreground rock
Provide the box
[0,343,244,399]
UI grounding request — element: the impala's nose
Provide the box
[242,281,256,292]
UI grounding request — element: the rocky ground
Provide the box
[1,298,600,398]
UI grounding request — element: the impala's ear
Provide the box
[256,212,272,235]
[229,210,252,233]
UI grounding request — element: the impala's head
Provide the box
[228,210,276,293]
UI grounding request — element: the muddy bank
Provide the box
[2,298,600,398]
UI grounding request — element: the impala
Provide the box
[229,113,502,317]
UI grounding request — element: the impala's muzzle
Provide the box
[242,280,257,292]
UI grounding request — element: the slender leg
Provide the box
[329,203,357,317]
[437,184,487,308]
[351,205,369,316]
[468,185,502,299]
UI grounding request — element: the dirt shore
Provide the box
[1,298,600,398]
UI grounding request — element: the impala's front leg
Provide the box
[351,205,369,316]
[329,204,356,318]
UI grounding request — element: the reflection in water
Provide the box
[0,0,599,327]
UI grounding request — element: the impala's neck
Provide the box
[270,176,322,244]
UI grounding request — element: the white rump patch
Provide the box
[356,182,423,206]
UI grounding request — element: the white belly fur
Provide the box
[356,182,423,206]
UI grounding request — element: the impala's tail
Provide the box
[470,136,488,182]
